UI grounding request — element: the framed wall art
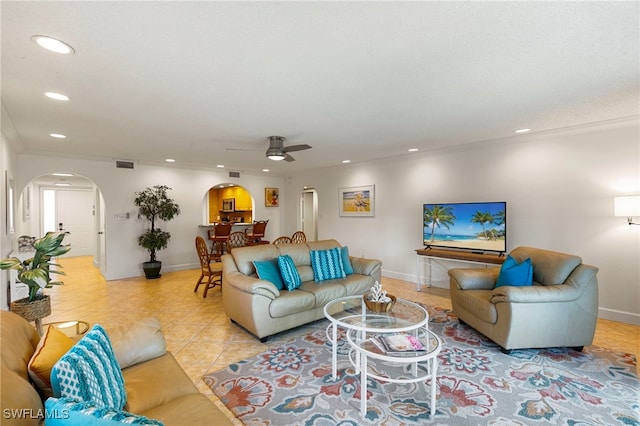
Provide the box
[265,187,279,207]
[339,185,374,217]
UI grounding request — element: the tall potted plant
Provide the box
[0,231,70,332]
[134,185,180,279]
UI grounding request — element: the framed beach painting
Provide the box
[265,187,279,207]
[339,185,375,217]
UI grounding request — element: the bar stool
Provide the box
[245,220,269,245]
[208,223,232,261]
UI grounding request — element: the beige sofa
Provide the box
[448,246,599,353]
[0,310,233,425]
[222,239,382,340]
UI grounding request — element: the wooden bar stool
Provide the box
[208,223,232,261]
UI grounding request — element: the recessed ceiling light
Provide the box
[45,92,70,101]
[342,160,351,164]
[165,158,175,163]
[216,165,224,168]
[514,128,531,134]
[54,182,71,187]
[408,148,419,152]
[50,133,66,139]
[52,173,74,177]
[262,169,270,172]
[32,35,75,54]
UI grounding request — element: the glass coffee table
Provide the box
[324,295,441,415]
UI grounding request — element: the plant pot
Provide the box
[363,294,396,313]
[143,261,162,279]
[10,294,51,323]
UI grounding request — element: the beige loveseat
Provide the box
[222,239,382,340]
[0,310,233,425]
[448,246,599,353]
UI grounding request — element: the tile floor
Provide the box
[42,256,639,423]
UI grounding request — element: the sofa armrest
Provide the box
[106,317,166,369]
[490,283,581,304]
[350,256,382,277]
[448,267,500,290]
[224,270,280,299]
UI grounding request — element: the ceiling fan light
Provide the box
[268,154,286,161]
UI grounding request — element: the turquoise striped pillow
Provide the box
[51,324,126,410]
[310,247,346,282]
[278,254,302,290]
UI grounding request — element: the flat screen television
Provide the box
[423,201,506,253]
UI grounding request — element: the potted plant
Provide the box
[134,185,180,279]
[0,231,70,331]
[364,281,396,313]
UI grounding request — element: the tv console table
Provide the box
[415,248,505,291]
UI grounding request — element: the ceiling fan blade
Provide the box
[283,144,312,153]
[284,153,296,162]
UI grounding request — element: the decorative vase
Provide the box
[363,294,396,313]
[142,261,162,279]
[10,294,51,334]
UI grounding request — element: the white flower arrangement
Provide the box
[366,281,392,303]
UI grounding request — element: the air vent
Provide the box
[229,171,240,178]
[116,160,134,169]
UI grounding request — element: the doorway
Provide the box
[24,174,105,277]
[300,189,318,241]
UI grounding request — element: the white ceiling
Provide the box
[2,1,638,176]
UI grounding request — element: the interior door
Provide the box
[56,189,94,256]
[301,189,318,241]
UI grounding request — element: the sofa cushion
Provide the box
[298,281,347,307]
[28,324,75,397]
[268,290,316,318]
[45,397,164,425]
[105,317,166,369]
[310,247,346,281]
[253,258,284,290]
[51,324,127,410]
[278,255,302,291]
[122,352,201,415]
[341,246,354,275]
[495,255,533,287]
[139,393,234,426]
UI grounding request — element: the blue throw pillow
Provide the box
[50,325,126,410]
[45,397,164,425]
[341,246,354,275]
[253,258,284,290]
[278,255,302,291]
[310,247,346,282]
[495,255,533,287]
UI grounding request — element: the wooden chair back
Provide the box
[291,231,307,243]
[273,236,292,245]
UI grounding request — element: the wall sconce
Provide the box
[614,195,640,225]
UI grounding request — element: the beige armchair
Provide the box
[448,246,599,353]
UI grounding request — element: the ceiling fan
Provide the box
[265,136,312,162]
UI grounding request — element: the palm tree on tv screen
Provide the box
[471,211,495,240]
[424,205,456,242]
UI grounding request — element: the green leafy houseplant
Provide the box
[134,185,180,278]
[0,231,71,302]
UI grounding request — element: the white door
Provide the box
[301,189,318,241]
[55,189,94,256]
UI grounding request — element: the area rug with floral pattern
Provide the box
[203,306,639,425]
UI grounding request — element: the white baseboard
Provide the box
[598,307,640,326]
